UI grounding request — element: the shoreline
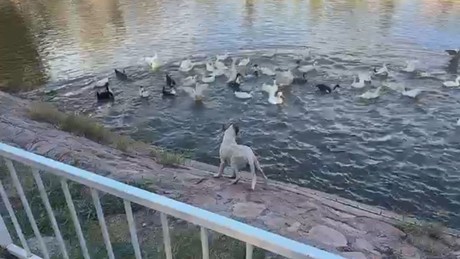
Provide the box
[1,91,459,258]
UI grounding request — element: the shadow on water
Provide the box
[0,1,47,92]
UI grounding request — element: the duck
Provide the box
[182,83,208,102]
[234,91,253,99]
[206,61,215,72]
[446,49,460,57]
[166,73,176,87]
[373,63,389,76]
[216,53,229,61]
[201,74,216,83]
[145,53,160,71]
[446,49,460,72]
[244,64,260,80]
[402,60,417,73]
[262,80,284,105]
[260,66,276,76]
[114,69,128,80]
[292,73,308,85]
[94,78,109,89]
[182,75,197,87]
[401,88,423,98]
[238,57,251,67]
[442,76,460,87]
[226,58,238,83]
[139,86,150,98]
[162,86,176,96]
[179,59,195,72]
[227,73,243,89]
[275,69,294,86]
[316,84,340,94]
[351,75,365,89]
[298,61,318,73]
[96,84,114,101]
[359,87,382,99]
[360,72,372,83]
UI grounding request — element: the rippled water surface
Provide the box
[2,0,460,227]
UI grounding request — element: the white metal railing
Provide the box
[0,142,344,259]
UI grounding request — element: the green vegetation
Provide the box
[27,102,185,166]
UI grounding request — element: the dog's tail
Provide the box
[254,155,268,180]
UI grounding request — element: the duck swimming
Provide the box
[298,61,317,73]
[182,75,197,87]
[96,84,114,101]
[227,73,243,89]
[351,75,365,89]
[260,66,276,76]
[162,86,176,96]
[179,59,195,72]
[234,90,252,99]
[275,69,294,86]
[238,57,250,67]
[402,60,417,73]
[166,73,176,87]
[373,63,389,77]
[316,84,340,94]
[183,83,209,102]
[262,80,284,105]
[114,69,128,80]
[139,86,150,98]
[145,52,160,71]
[442,76,460,87]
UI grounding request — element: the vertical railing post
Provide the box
[246,243,254,259]
[0,180,31,256]
[124,200,142,259]
[0,212,13,247]
[200,227,209,259]
[91,189,115,259]
[5,159,50,259]
[61,179,90,259]
[160,213,172,259]
[32,169,69,259]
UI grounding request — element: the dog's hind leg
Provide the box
[230,161,240,185]
[255,157,268,180]
[214,161,226,178]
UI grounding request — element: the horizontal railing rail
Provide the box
[0,142,344,259]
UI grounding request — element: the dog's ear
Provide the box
[233,124,240,135]
[222,124,227,132]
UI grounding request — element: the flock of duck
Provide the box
[94,48,460,106]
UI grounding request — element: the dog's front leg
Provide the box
[213,161,225,178]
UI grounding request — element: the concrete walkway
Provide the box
[1,92,459,259]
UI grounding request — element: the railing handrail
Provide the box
[0,142,344,259]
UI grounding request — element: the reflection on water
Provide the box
[1,0,459,91]
[3,0,460,227]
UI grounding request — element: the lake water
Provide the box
[2,0,460,227]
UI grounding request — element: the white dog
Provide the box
[214,123,268,190]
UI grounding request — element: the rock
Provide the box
[232,202,266,219]
[355,238,375,253]
[342,252,367,259]
[350,217,405,240]
[308,225,347,247]
[397,244,421,259]
[287,222,301,232]
[28,236,67,258]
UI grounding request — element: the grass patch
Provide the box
[27,102,185,166]
[396,221,445,240]
[150,149,185,167]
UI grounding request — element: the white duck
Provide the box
[179,59,195,72]
[145,53,160,71]
[298,61,318,73]
[201,74,215,83]
[226,58,238,83]
[182,75,197,87]
[238,57,251,67]
[359,87,382,100]
[260,67,276,76]
[442,76,460,87]
[275,70,294,86]
[351,75,365,89]
[374,63,389,76]
[262,80,284,105]
[234,91,253,99]
[456,118,460,126]
[206,61,215,72]
[360,72,372,83]
[402,60,417,72]
[139,86,150,98]
[402,88,423,98]
[182,83,208,101]
[216,53,229,61]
